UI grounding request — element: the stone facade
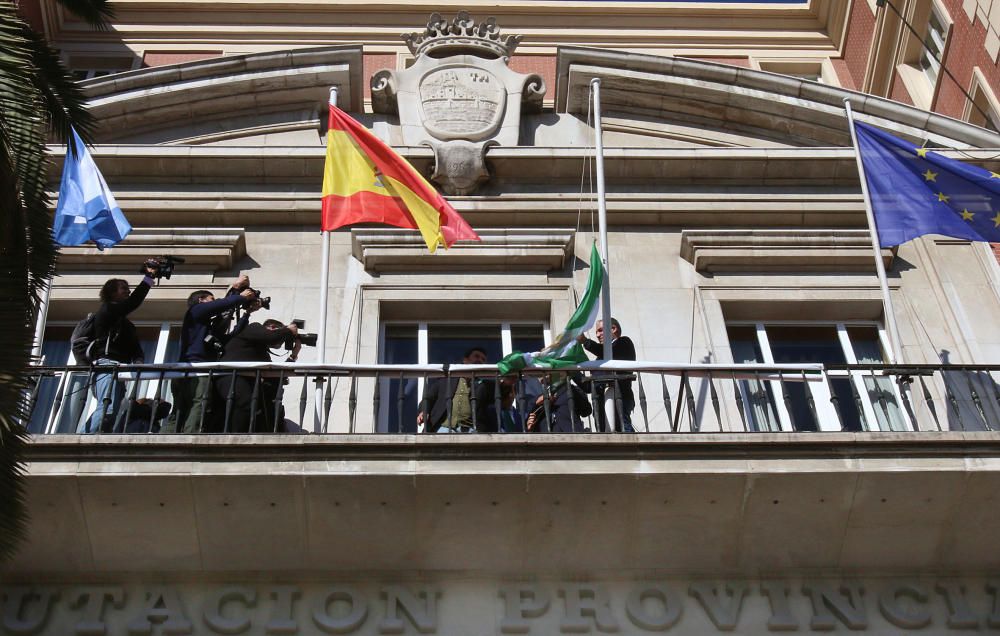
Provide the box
[6,4,1000,635]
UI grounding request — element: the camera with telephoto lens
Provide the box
[142,255,185,280]
[247,288,271,310]
[203,334,224,356]
[286,319,318,349]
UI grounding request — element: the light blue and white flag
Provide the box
[53,128,131,250]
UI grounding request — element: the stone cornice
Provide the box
[21,431,1000,465]
[43,0,847,52]
[556,48,1000,149]
[679,229,894,272]
[56,228,247,271]
[351,228,574,272]
[45,145,1000,183]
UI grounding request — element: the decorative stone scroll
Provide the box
[371,12,545,195]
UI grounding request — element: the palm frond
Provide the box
[21,24,96,144]
[0,0,95,562]
[52,0,114,30]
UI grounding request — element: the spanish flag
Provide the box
[321,104,480,252]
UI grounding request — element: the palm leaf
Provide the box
[0,0,106,562]
[52,0,114,29]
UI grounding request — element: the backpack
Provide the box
[70,313,103,365]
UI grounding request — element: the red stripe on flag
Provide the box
[321,191,418,232]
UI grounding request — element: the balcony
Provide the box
[8,362,1000,579]
[21,361,1000,435]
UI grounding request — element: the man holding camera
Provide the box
[161,275,259,434]
[213,318,301,433]
[82,259,159,433]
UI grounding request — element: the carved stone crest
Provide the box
[419,67,506,140]
[371,12,545,195]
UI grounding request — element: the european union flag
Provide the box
[855,121,1000,248]
[52,127,131,250]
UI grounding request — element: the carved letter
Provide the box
[801,581,867,631]
[499,585,550,634]
[1,587,58,635]
[379,585,438,634]
[689,582,747,631]
[313,587,367,634]
[558,584,619,633]
[935,582,979,629]
[759,581,798,631]
[878,583,931,629]
[203,587,256,635]
[625,585,681,631]
[986,581,1000,629]
[73,587,125,636]
[126,587,192,635]
[265,586,300,635]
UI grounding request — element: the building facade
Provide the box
[4,1,1000,634]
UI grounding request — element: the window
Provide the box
[895,1,952,108]
[378,322,549,432]
[966,68,1000,133]
[29,322,180,434]
[727,322,907,432]
[919,7,947,89]
[66,55,137,81]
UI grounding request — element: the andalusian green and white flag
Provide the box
[497,243,605,374]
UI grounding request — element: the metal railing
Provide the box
[20,362,1000,435]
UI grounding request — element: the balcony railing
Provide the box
[20,362,1000,435]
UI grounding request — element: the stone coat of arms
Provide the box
[371,12,545,195]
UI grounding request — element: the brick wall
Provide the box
[142,51,222,67]
[509,55,557,98]
[933,0,1000,120]
[363,53,397,100]
[831,58,858,90]
[839,0,877,88]
[890,73,915,104]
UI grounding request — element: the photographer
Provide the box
[213,318,301,433]
[82,259,159,433]
[161,275,259,434]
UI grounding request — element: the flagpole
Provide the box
[315,86,336,431]
[592,77,620,432]
[590,78,613,364]
[844,98,903,364]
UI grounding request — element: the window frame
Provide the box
[727,320,909,432]
[964,67,1000,133]
[38,320,178,434]
[895,0,952,109]
[376,319,551,433]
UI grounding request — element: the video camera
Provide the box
[142,255,185,280]
[286,319,318,349]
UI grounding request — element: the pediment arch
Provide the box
[555,47,1000,150]
[82,45,363,144]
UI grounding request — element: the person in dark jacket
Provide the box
[579,317,637,432]
[161,275,257,434]
[474,377,524,433]
[84,261,158,433]
[525,373,592,433]
[213,318,300,433]
[416,347,488,433]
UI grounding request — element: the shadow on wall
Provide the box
[938,349,1000,431]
